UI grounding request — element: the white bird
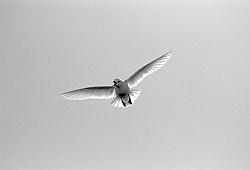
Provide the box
[61,51,173,108]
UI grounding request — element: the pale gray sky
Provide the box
[1,1,250,170]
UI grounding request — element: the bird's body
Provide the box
[61,51,173,108]
[113,79,132,107]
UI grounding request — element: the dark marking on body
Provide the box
[119,93,127,97]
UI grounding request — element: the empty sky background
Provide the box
[1,1,250,170]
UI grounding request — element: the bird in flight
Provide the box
[61,51,173,108]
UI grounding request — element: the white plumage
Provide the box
[61,86,115,100]
[61,51,173,108]
[126,52,172,88]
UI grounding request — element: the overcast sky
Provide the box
[1,1,250,170]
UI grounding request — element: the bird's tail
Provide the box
[110,96,124,108]
[129,89,142,104]
[110,89,142,108]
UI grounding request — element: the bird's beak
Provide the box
[113,81,117,86]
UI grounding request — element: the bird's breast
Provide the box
[115,82,130,96]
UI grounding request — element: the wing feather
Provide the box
[126,51,173,88]
[61,86,115,100]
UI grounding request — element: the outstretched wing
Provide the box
[61,86,115,100]
[126,51,173,88]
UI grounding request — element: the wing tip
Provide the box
[164,50,173,58]
[60,92,79,100]
[60,93,72,100]
[60,92,66,98]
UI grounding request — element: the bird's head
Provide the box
[113,79,122,86]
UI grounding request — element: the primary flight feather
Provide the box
[61,86,115,100]
[61,51,173,108]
